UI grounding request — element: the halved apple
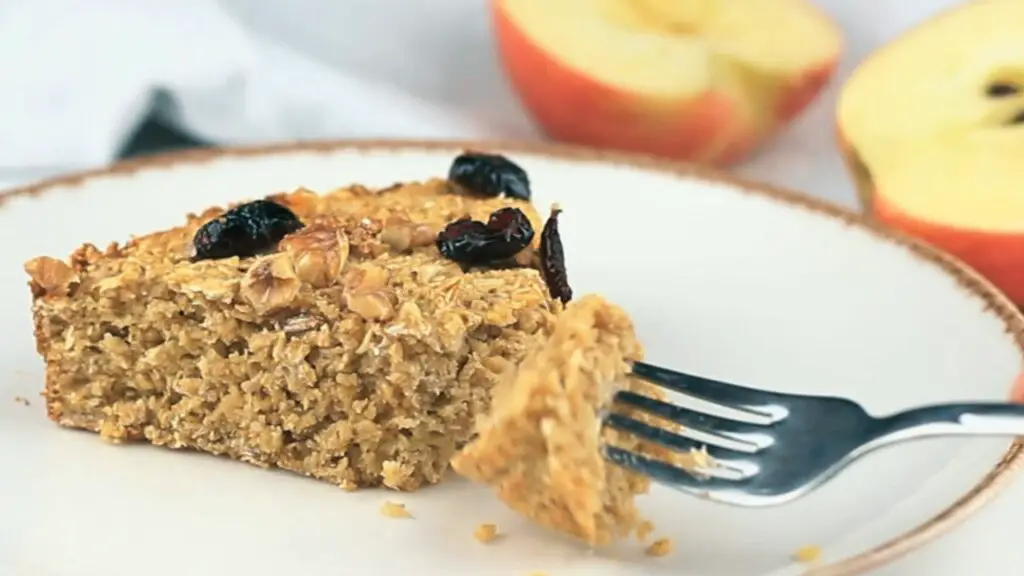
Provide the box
[837,0,1024,305]
[492,0,842,166]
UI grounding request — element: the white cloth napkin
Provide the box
[0,0,516,185]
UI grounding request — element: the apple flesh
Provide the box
[493,0,842,167]
[837,0,1024,306]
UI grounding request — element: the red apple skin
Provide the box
[1007,373,1024,399]
[872,194,1024,306]
[777,60,838,123]
[492,0,838,167]
[839,128,1024,306]
[1012,373,1024,403]
[715,59,838,166]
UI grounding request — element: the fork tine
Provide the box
[631,362,787,418]
[603,413,750,464]
[614,390,775,447]
[603,445,752,499]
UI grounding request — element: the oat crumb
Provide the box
[474,523,500,543]
[380,500,413,519]
[13,396,30,406]
[645,537,674,557]
[636,520,655,542]
[793,545,821,563]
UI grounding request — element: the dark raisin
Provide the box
[436,207,535,266]
[987,82,1021,98]
[448,152,531,201]
[1008,110,1024,126]
[191,199,304,261]
[539,206,572,304]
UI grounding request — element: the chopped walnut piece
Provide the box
[380,217,414,253]
[347,216,385,257]
[24,256,79,297]
[343,264,390,292]
[69,243,103,268]
[240,253,301,314]
[345,289,397,321]
[279,223,350,288]
[268,187,320,216]
[410,223,436,248]
[473,523,500,543]
[380,214,437,253]
[645,537,674,557]
[380,501,413,519]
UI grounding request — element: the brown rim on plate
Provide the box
[3,139,1022,575]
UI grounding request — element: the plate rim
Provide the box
[3,138,1023,575]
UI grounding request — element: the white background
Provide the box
[1,1,1018,573]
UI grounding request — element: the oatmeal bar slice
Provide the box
[25,179,560,490]
[451,294,663,546]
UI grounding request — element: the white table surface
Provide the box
[3,0,1019,573]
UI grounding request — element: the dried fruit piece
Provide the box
[448,152,531,200]
[192,200,304,261]
[987,82,1020,98]
[436,207,535,266]
[539,205,572,303]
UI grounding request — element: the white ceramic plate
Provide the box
[1,141,1022,576]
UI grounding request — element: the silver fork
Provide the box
[602,361,1024,507]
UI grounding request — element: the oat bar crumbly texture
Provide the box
[452,294,661,546]
[25,179,560,491]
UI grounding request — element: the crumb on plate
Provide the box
[645,537,674,557]
[474,523,500,543]
[636,520,655,542]
[13,395,30,406]
[689,445,713,469]
[380,500,413,519]
[793,545,822,563]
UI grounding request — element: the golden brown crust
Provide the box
[25,179,559,490]
[452,294,654,546]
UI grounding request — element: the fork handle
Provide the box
[873,402,1024,444]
